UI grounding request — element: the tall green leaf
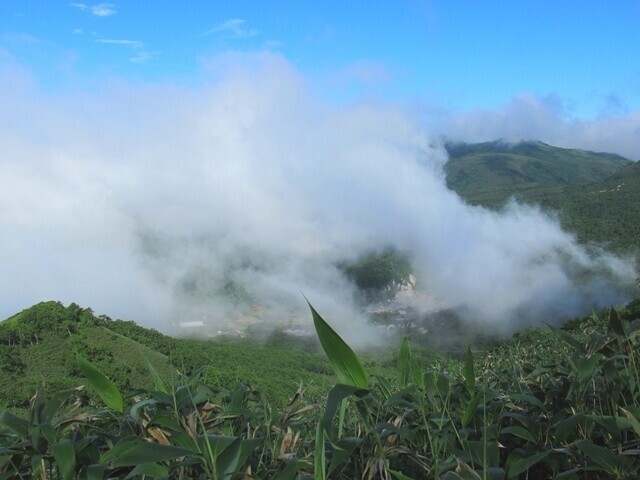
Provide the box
[52,439,75,480]
[314,415,326,480]
[398,336,412,388]
[464,345,475,395]
[77,354,123,412]
[322,384,363,435]
[306,301,368,389]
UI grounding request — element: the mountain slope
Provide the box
[444,140,639,252]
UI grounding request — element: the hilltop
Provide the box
[444,139,632,195]
[0,301,335,411]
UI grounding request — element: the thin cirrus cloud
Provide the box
[70,3,117,17]
[203,18,258,38]
[96,38,144,49]
[95,38,157,64]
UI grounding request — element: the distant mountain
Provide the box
[444,140,639,252]
[445,140,632,195]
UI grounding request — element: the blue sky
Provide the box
[2,1,639,118]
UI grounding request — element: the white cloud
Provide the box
[262,39,284,50]
[130,50,157,64]
[96,38,143,48]
[434,93,640,160]
[70,2,116,17]
[203,18,258,38]
[95,38,156,64]
[91,3,117,16]
[0,53,635,341]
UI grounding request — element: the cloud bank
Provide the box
[0,52,636,341]
[434,93,640,160]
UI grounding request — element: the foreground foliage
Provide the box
[1,300,640,479]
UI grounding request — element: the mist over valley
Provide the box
[1,54,638,343]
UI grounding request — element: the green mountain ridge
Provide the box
[445,139,632,194]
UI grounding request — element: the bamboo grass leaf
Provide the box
[505,449,551,478]
[502,426,537,444]
[86,465,106,480]
[322,384,363,435]
[76,354,123,413]
[574,440,625,473]
[124,463,169,479]
[314,416,326,480]
[554,414,584,443]
[52,439,75,480]
[607,307,625,337]
[576,354,603,384]
[211,436,243,479]
[464,345,475,395]
[328,437,362,475]
[461,391,482,428]
[273,459,299,480]
[389,470,416,480]
[105,441,193,467]
[398,336,412,388]
[620,407,640,437]
[146,358,170,394]
[306,300,368,389]
[0,411,29,437]
[544,322,583,350]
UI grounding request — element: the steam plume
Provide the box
[0,52,636,341]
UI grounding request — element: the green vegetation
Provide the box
[0,302,335,411]
[445,140,640,252]
[341,247,412,293]
[1,300,639,478]
[445,140,631,196]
